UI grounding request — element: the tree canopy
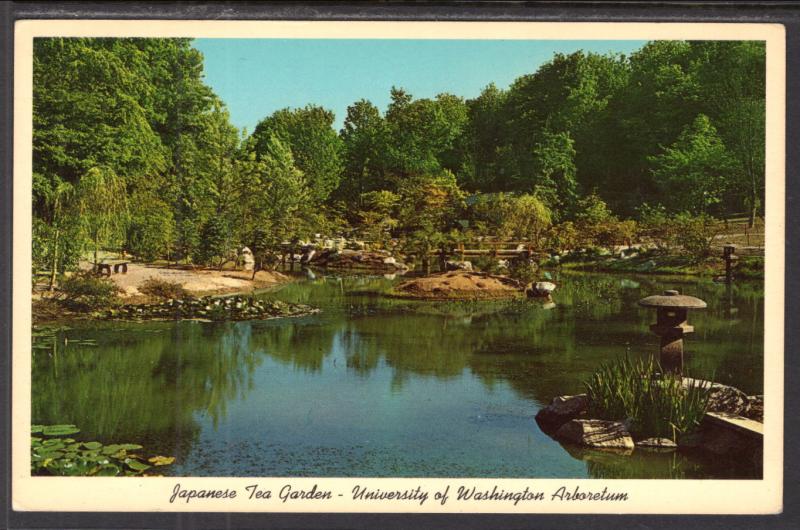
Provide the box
[32,38,766,276]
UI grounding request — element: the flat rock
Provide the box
[682,377,749,415]
[555,419,634,450]
[744,395,763,422]
[636,437,677,450]
[535,394,588,427]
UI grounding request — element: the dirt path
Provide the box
[82,262,290,299]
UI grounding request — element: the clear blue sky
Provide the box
[193,39,648,134]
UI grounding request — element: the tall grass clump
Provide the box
[584,355,712,442]
[138,278,190,300]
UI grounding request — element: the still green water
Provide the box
[32,271,763,478]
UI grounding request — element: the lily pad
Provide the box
[31,425,44,434]
[124,458,151,472]
[83,441,102,450]
[148,455,175,466]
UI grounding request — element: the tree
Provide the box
[338,99,389,204]
[649,114,736,215]
[241,136,310,275]
[250,105,343,204]
[357,190,400,247]
[395,171,465,274]
[76,167,128,267]
[384,88,469,179]
[498,194,553,249]
[126,198,175,261]
[688,41,766,225]
[462,83,508,192]
[194,217,230,268]
[530,130,578,213]
[32,174,81,290]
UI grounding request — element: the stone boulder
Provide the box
[555,419,635,450]
[525,281,556,298]
[241,247,255,271]
[535,394,588,427]
[682,377,749,415]
[445,260,473,272]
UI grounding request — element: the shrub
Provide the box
[507,260,539,284]
[673,213,721,261]
[546,221,579,253]
[636,204,677,252]
[60,272,121,311]
[584,355,711,442]
[138,278,189,300]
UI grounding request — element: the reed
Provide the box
[584,355,711,442]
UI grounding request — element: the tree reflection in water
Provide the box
[31,271,764,477]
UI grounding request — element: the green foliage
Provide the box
[507,260,540,284]
[31,424,173,476]
[573,193,635,248]
[138,278,189,300]
[529,130,578,211]
[649,114,735,215]
[32,37,766,276]
[637,204,677,252]
[546,221,579,253]
[338,99,389,202]
[357,190,400,247]
[397,171,465,234]
[194,217,230,267]
[250,105,343,203]
[584,355,711,441]
[60,272,122,311]
[126,199,175,261]
[498,194,553,247]
[672,213,721,260]
[384,88,468,177]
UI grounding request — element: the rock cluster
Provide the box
[309,249,408,272]
[103,295,318,322]
[536,380,763,457]
[445,260,473,272]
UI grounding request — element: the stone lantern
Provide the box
[638,290,707,373]
[723,244,738,284]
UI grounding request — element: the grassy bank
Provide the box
[557,251,764,280]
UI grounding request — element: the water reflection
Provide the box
[31,271,764,478]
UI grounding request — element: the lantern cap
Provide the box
[638,289,707,309]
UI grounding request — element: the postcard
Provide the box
[11,19,784,514]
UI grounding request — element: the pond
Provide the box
[31,271,764,479]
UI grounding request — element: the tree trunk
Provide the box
[48,227,60,291]
[251,258,260,281]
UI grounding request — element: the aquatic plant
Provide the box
[31,424,174,476]
[583,355,712,442]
